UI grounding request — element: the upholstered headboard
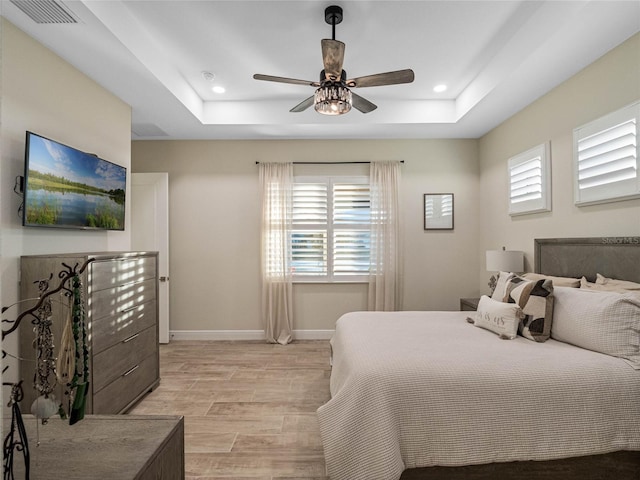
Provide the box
[534,237,640,283]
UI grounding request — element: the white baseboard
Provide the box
[170,330,264,341]
[294,329,334,340]
[169,329,334,341]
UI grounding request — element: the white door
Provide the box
[131,173,170,343]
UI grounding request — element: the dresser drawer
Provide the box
[92,299,157,354]
[20,252,159,418]
[90,256,157,292]
[91,278,156,321]
[92,325,157,393]
[92,354,159,414]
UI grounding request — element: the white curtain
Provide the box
[259,162,294,344]
[368,161,403,311]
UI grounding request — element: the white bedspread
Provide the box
[316,311,640,480]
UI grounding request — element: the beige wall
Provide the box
[0,20,132,372]
[132,139,480,332]
[5,19,636,340]
[133,32,640,336]
[478,33,640,283]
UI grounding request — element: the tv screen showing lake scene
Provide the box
[23,132,126,230]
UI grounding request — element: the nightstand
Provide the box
[460,297,480,311]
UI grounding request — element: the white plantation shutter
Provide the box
[574,102,640,205]
[334,183,370,224]
[508,143,551,216]
[292,177,370,281]
[292,183,327,276]
[333,182,370,277]
[291,230,327,275]
[511,157,542,203]
[293,183,327,224]
[333,231,370,276]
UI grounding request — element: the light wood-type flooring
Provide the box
[128,340,332,480]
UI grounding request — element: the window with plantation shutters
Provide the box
[574,102,640,206]
[292,176,370,282]
[508,143,551,216]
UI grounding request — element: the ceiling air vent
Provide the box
[132,124,169,138]
[10,0,79,24]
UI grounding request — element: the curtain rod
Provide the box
[255,161,404,165]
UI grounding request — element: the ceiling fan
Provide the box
[253,5,415,115]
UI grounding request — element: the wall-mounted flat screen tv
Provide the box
[23,131,126,230]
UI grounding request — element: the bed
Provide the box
[317,237,640,480]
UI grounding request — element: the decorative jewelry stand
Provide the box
[1,258,93,480]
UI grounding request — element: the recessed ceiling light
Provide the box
[212,86,225,94]
[433,84,447,93]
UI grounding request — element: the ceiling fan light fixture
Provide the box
[253,5,413,115]
[314,84,352,115]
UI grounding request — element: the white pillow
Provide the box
[581,276,640,295]
[473,295,524,340]
[522,272,580,288]
[596,273,640,292]
[552,287,640,369]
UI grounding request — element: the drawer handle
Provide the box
[123,365,139,377]
[122,333,140,344]
[120,305,139,314]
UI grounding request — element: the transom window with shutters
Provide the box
[292,176,370,282]
[508,142,551,216]
[573,101,639,206]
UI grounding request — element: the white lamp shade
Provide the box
[486,250,524,273]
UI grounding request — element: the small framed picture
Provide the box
[424,193,454,230]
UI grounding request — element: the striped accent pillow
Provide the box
[506,276,554,342]
[552,287,640,369]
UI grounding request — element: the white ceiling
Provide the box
[3,0,639,140]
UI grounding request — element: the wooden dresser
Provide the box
[14,415,184,479]
[20,252,160,414]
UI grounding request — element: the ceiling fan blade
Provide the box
[347,69,415,88]
[253,74,319,87]
[351,92,377,113]
[321,39,345,81]
[290,96,315,113]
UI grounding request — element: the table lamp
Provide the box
[486,247,524,294]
